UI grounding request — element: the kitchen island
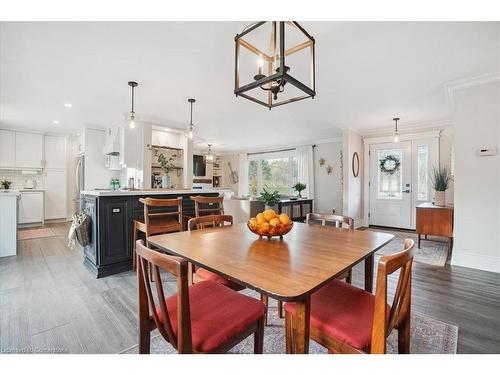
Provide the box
[79,189,219,278]
[0,190,20,258]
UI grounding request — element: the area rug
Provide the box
[362,227,449,267]
[18,227,57,240]
[121,295,458,354]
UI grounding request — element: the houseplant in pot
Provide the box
[292,182,306,198]
[259,186,281,211]
[431,166,451,206]
[1,180,12,190]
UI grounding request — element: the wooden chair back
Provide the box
[190,195,224,217]
[135,239,193,353]
[139,197,183,235]
[371,239,415,353]
[306,213,354,230]
[187,214,233,231]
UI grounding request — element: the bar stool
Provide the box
[132,197,183,271]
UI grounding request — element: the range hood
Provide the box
[103,127,120,155]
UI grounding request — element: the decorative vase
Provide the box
[161,175,171,189]
[434,191,446,206]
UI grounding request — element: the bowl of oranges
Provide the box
[247,209,293,239]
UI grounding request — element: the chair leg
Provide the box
[398,315,411,354]
[278,300,283,318]
[346,269,352,284]
[260,293,268,326]
[132,225,138,272]
[285,311,294,354]
[254,316,265,354]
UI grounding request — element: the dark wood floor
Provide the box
[0,223,499,354]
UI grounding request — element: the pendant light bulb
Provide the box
[128,112,136,130]
[393,117,400,143]
[187,125,194,140]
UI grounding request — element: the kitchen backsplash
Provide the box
[0,170,44,189]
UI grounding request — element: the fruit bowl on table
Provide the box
[247,209,294,240]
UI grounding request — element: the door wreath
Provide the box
[379,155,400,175]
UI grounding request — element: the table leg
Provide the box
[293,296,311,354]
[417,233,421,248]
[364,254,374,293]
[138,261,150,354]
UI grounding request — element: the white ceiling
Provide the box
[0,22,498,151]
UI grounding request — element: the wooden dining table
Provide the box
[147,222,394,354]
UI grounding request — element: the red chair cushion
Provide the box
[195,267,246,291]
[285,280,382,350]
[157,280,266,353]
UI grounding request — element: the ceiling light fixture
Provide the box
[53,120,60,125]
[204,144,215,164]
[393,117,400,142]
[234,21,316,109]
[186,98,196,140]
[64,103,72,108]
[127,81,138,130]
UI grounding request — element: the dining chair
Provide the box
[132,197,183,271]
[276,212,355,319]
[135,240,266,354]
[187,214,272,325]
[191,195,225,217]
[284,239,415,354]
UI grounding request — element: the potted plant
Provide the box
[431,166,451,206]
[259,186,281,210]
[0,180,12,190]
[157,153,177,188]
[292,182,307,198]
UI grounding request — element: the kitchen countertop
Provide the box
[0,190,21,196]
[80,188,227,197]
[19,188,46,192]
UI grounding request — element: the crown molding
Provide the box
[445,72,500,115]
[357,119,453,138]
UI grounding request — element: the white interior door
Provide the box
[369,141,412,229]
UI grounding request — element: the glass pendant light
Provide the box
[186,98,196,140]
[204,144,215,164]
[127,81,138,130]
[393,117,400,142]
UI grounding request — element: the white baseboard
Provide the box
[451,251,500,273]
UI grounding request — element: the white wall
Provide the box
[451,80,500,273]
[220,153,240,194]
[342,129,364,224]
[313,141,343,213]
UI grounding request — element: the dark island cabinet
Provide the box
[80,192,218,278]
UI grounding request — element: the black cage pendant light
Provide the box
[234,21,316,109]
[127,81,138,129]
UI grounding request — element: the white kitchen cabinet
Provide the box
[18,191,44,224]
[0,130,16,168]
[15,132,43,169]
[44,136,67,169]
[44,170,67,220]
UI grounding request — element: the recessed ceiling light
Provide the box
[53,120,60,125]
[64,103,72,108]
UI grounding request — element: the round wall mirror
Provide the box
[352,152,360,178]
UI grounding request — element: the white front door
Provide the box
[369,141,412,229]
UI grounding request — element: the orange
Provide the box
[279,213,290,225]
[269,218,281,227]
[263,209,277,221]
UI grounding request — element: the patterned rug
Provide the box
[121,292,458,354]
[362,227,449,267]
[18,227,57,240]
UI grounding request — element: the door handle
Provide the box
[403,189,411,193]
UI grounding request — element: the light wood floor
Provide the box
[1,223,499,354]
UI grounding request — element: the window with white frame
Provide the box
[248,150,298,197]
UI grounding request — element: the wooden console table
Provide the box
[416,202,454,253]
[277,198,314,222]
